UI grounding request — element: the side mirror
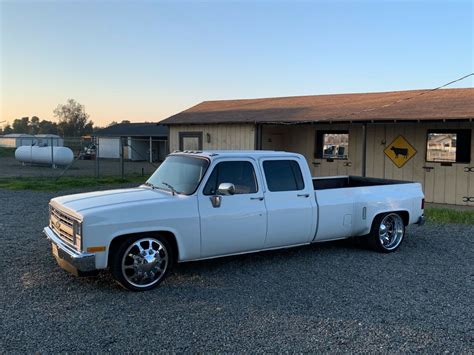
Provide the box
[217,182,235,196]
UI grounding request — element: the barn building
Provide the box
[161,88,474,206]
[94,122,168,162]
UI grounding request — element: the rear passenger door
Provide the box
[261,159,315,248]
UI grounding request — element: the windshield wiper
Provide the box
[161,182,178,196]
[143,181,156,189]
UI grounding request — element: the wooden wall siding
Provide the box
[170,122,473,205]
[365,121,474,206]
[169,124,255,152]
[262,122,474,206]
[262,124,364,177]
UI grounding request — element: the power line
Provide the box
[263,72,473,125]
[345,72,474,118]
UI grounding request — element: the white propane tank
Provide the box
[15,146,74,166]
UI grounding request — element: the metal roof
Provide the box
[1,134,35,138]
[94,123,168,137]
[161,88,474,125]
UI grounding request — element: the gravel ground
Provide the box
[0,186,473,352]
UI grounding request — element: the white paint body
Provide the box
[16,146,74,166]
[47,151,425,270]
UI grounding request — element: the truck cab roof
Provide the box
[170,150,303,160]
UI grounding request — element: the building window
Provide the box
[426,129,471,163]
[315,130,349,160]
[179,132,203,151]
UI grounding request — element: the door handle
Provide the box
[297,193,310,198]
[250,196,264,201]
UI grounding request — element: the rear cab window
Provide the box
[262,160,305,192]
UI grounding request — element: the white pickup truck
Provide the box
[44,151,425,291]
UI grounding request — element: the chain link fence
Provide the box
[0,136,167,180]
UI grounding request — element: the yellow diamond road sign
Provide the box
[384,135,417,168]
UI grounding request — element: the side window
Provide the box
[426,129,471,163]
[203,161,258,195]
[263,160,305,192]
[314,130,349,160]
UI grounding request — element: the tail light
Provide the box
[421,198,425,210]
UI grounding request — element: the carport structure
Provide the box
[161,88,474,206]
[94,122,168,162]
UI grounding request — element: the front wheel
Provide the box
[110,235,174,291]
[368,212,405,253]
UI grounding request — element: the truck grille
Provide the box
[50,205,79,249]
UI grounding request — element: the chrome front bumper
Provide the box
[44,227,96,275]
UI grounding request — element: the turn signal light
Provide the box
[87,246,106,253]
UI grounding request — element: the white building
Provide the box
[0,134,36,148]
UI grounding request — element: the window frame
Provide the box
[314,130,349,160]
[202,160,260,196]
[179,131,203,151]
[425,129,471,164]
[262,159,305,192]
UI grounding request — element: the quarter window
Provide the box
[426,129,471,163]
[203,161,258,195]
[263,160,305,192]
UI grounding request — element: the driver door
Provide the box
[197,159,267,258]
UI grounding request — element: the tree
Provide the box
[53,99,94,137]
[12,117,30,133]
[2,124,13,134]
[38,119,59,135]
[29,116,40,135]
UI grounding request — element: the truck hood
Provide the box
[50,187,172,215]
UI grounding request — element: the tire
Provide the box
[110,235,174,291]
[368,212,405,253]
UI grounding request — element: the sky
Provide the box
[1,0,473,127]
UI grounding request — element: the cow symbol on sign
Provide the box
[384,135,417,168]
[390,146,409,159]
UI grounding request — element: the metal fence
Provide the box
[0,136,168,180]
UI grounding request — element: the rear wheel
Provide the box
[110,235,174,291]
[369,212,405,253]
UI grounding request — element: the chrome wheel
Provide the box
[378,213,404,250]
[121,238,169,288]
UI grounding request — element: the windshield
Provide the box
[146,155,210,195]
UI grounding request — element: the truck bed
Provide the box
[313,176,412,190]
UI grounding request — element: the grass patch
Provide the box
[425,207,474,224]
[0,147,15,158]
[0,176,146,191]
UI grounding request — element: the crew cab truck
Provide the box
[44,151,425,291]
